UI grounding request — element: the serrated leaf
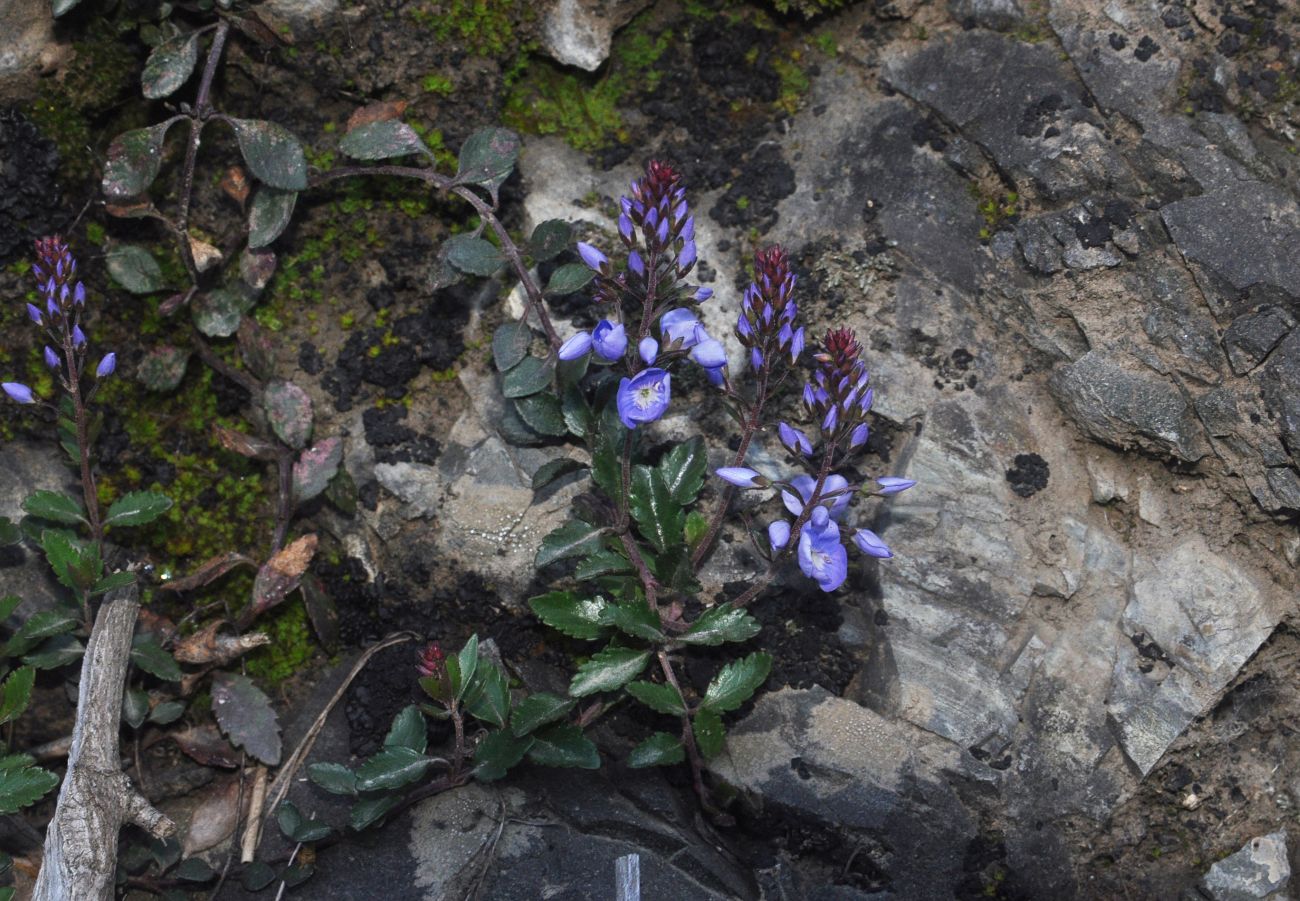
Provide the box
[278,802,330,843]
[659,437,708,505]
[681,606,761,646]
[142,31,200,99]
[684,510,708,548]
[292,438,343,504]
[454,634,479,703]
[0,596,18,620]
[569,646,650,697]
[599,597,662,641]
[123,687,149,730]
[515,394,567,436]
[527,723,599,769]
[349,794,402,831]
[131,635,182,682]
[629,465,684,554]
[545,263,595,296]
[445,235,504,277]
[356,746,434,792]
[248,534,317,622]
[137,345,190,392]
[383,705,427,754]
[531,457,584,491]
[228,118,307,190]
[2,610,77,658]
[107,245,166,294]
[0,668,34,727]
[22,634,83,669]
[502,355,554,399]
[307,762,357,796]
[263,380,313,449]
[627,732,685,768]
[528,219,571,262]
[528,591,607,640]
[573,549,632,581]
[248,187,298,248]
[561,385,591,439]
[625,680,685,716]
[535,520,604,568]
[473,730,534,783]
[338,120,429,160]
[465,662,509,729]
[211,672,282,765]
[21,491,85,525]
[193,286,255,337]
[91,570,137,594]
[40,530,99,592]
[453,127,520,194]
[0,763,58,814]
[106,490,172,527]
[702,652,772,714]
[694,708,724,758]
[102,121,175,199]
[510,692,575,737]
[492,320,532,372]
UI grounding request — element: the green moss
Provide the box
[245,601,318,684]
[970,184,1019,239]
[421,73,454,95]
[413,0,534,58]
[773,52,811,114]
[813,32,838,56]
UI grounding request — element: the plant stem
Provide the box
[657,651,730,823]
[175,22,231,287]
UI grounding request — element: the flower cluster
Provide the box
[3,237,114,405]
[735,245,804,374]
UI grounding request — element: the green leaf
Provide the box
[627,732,685,768]
[681,606,761,646]
[453,127,520,194]
[573,549,632,581]
[355,746,434,792]
[569,646,650,697]
[702,652,772,713]
[278,802,330,843]
[102,121,175,199]
[629,465,684,554]
[193,286,255,337]
[445,235,504,276]
[383,705,427,754]
[22,491,85,525]
[492,320,532,372]
[527,219,571,262]
[137,345,191,392]
[338,120,429,161]
[349,794,402,831]
[174,857,215,882]
[106,245,166,294]
[625,680,685,716]
[473,729,534,782]
[535,521,605,568]
[2,610,77,658]
[529,591,607,640]
[561,385,591,439]
[211,672,282,765]
[510,692,575,737]
[527,723,599,769]
[599,597,662,641]
[0,596,18,621]
[0,761,59,814]
[263,380,314,450]
[149,700,186,725]
[91,570,137,594]
[123,687,149,730]
[0,668,34,727]
[659,437,708,505]
[248,187,298,248]
[684,510,708,549]
[557,353,589,390]
[454,634,479,703]
[41,530,100,592]
[131,635,182,682]
[591,406,630,496]
[307,762,357,796]
[545,263,595,296]
[465,662,510,729]
[22,635,84,669]
[142,31,201,99]
[241,861,277,892]
[105,490,173,527]
[515,394,568,436]
[693,709,724,759]
[228,118,308,191]
[501,355,555,399]
[0,519,20,547]
[531,457,584,491]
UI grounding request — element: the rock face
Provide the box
[538,0,655,71]
[1199,832,1291,901]
[0,0,65,102]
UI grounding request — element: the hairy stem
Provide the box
[691,371,770,568]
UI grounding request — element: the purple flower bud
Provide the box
[558,331,593,360]
[26,303,42,325]
[876,476,916,495]
[577,242,608,272]
[628,250,646,279]
[768,520,791,550]
[716,467,764,488]
[96,352,116,378]
[59,284,69,306]
[679,240,696,269]
[618,214,634,242]
[43,346,59,370]
[592,320,627,361]
[46,298,58,319]
[751,347,763,371]
[822,404,838,432]
[778,422,813,456]
[737,316,753,339]
[74,282,85,306]
[694,286,712,302]
[639,336,658,365]
[616,368,671,429]
[672,201,687,222]
[646,206,659,229]
[853,528,893,559]
[72,326,86,349]
[790,326,806,362]
[656,217,669,245]
[849,422,870,450]
[2,382,35,404]
[659,309,702,348]
[682,216,695,241]
[859,387,874,412]
[802,383,816,407]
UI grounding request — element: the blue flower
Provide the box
[768,520,790,550]
[679,240,697,269]
[628,250,646,279]
[716,467,765,488]
[782,474,851,520]
[778,422,813,457]
[72,326,86,349]
[876,476,916,495]
[849,423,870,450]
[799,507,848,592]
[694,286,712,302]
[690,336,726,373]
[853,528,892,559]
[618,214,634,242]
[577,242,608,272]
[592,320,627,361]
[616,368,671,429]
[2,383,35,404]
[25,304,42,325]
[659,308,705,349]
[558,331,593,361]
[96,353,116,378]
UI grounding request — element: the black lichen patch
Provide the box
[362,405,441,465]
[1005,452,1049,497]
[0,109,68,265]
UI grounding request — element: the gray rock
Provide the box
[260,0,342,37]
[1048,351,1209,462]
[539,0,654,71]
[0,441,77,620]
[1201,831,1291,901]
[949,0,1026,30]
[1224,308,1294,375]
[0,0,66,101]
[1017,219,1064,274]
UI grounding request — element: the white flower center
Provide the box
[634,384,662,410]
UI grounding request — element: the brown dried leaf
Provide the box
[172,724,241,768]
[105,199,156,219]
[184,778,243,855]
[158,292,188,317]
[136,608,179,644]
[214,425,280,461]
[220,166,250,205]
[346,100,409,132]
[247,534,317,622]
[173,621,271,666]
[159,550,257,593]
[189,236,223,273]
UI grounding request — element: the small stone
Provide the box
[539,0,654,71]
[1223,308,1294,375]
[1201,831,1290,900]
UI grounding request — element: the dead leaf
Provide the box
[347,100,409,132]
[189,236,223,273]
[245,534,317,624]
[184,778,244,855]
[221,166,250,206]
[160,550,257,593]
[214,425,280,462]
[172,724,241,768]
[173,622,271,666]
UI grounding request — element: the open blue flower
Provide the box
[616,368,671,429]
[799,507,847,592]
[781,474,851,520]
[592,320,627,361]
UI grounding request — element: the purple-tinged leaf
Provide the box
[338,120,430,161]
[300,574,338,650]
[237,319,275,381]
[211,672,282,766]
[292,438,342,504]
[158,551,256,593]
[247,187,297,248]
[239,248,277,293]
[247,534,317,623]
[192,286,255,338]
[142,31,201,99]
[453,127,520,197]
[106,245,166,294]
[228,118,307,191]
[102,121,177,199]
[262,379,313,449]
[214,425,280,461]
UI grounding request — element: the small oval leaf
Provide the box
[142,32,201,99]
[338,120,429,160]
[262,380,314,449]
[102,122,175,199]
[248,187,298,248]
[228,118,307,191]
[107,245,166,294]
